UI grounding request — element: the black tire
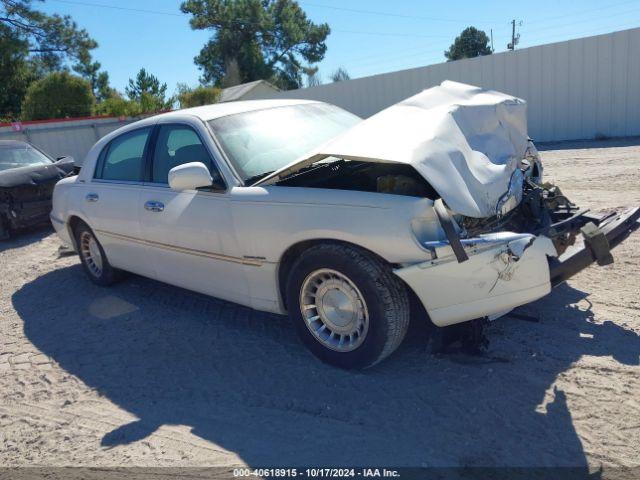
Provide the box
[73,221,122,286]
[286,243,410,369]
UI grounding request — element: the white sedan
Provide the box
[51,82,639,368]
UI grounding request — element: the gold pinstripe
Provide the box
[95,229,263,266]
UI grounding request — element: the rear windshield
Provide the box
[0,143,52,172]
[208,103,360,183]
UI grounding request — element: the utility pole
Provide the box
[508,19,521,51]
[490,29,494,52]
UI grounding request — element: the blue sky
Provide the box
[40,0,640,95]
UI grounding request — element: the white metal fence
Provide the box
[1,28,638,161]
[260,28,640,142]
[0,116,134,162]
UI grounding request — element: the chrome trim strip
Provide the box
[423,233,534,249]
[95,229,263,266]
[92,179,144,186]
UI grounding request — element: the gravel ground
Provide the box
[0,138,639,473]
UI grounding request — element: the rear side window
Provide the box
[96,127,151,181]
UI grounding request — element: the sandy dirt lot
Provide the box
[0,139,639,473]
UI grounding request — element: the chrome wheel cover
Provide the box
[80,231,103,277]
[300,268,369,352]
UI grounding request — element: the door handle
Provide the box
[85,193,99,202]
[144,201,164,212]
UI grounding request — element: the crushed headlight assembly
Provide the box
[495,168,524,218]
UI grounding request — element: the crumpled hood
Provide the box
[258,81,529,218]
[0,158,74,189]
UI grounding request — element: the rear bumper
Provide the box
[395,207,639,327]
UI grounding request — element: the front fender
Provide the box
[229,185,438,265]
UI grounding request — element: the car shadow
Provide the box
[0,224,53,253]
[13,265,640,470]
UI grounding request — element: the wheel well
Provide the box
[277,239,396,311]
[67,215,87,249]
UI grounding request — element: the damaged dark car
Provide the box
[0,140,74,240]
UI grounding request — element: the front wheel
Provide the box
[286,244,410,369]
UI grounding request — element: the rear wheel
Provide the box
[73,221,122,286]
[286,243,410,369]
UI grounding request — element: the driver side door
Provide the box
[138,122,251,305]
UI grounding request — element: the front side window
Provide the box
[151,125,215,184]
[97,127,151,181]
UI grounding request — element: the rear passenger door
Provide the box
[84,126,155,277]
[138,122,250,305]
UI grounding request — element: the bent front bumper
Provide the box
[549,207,640,286]
[395,207,640,327]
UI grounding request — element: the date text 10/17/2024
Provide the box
[233,468,401,478]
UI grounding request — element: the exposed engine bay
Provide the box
[461,177,580,255]
[275,158,438,198]
[273,140,627,271]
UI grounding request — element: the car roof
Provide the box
[154,98,321,122]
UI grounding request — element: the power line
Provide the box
[525,0,640,25]
[300,1,498,24]
[46,0,640,78]
[352,52,442,78]
[334,29,450,39]
[339,42,443,66]
[47,0,457,40]
[524,21,640,46]
[330,35,501,70]
[353,20,640,78]
[350,22,639,80]
[348,45,447,70]
[49,0,183,17]
[524,6,640,37]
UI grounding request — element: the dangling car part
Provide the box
[50,82,639,369]
[0,140,74,239]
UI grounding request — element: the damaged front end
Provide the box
[455,146,640,285]
[396,146,640,327]
[258,81,639,326]
[0,159,75,239]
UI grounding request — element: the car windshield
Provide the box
[208,103,361,183]
[0,143,52,172]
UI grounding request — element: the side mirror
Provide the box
[55,155,80,174]
[71,157,82,174]
[168,162,213,191]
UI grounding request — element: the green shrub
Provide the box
[94,91,143,117]
[21,72,95,120]
[177,86,220,109]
